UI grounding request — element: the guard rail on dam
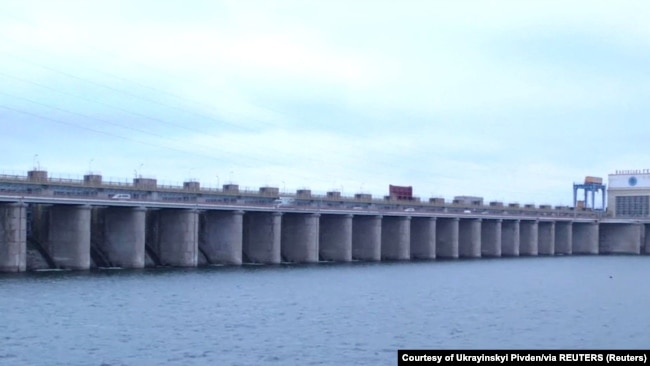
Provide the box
[0,170,603,216]
[0,171,646,273]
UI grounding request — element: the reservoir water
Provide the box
[1,255,649,365]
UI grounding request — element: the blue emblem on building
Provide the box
[629,176,638,186]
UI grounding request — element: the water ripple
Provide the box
[1,256,650,365]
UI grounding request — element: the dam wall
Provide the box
[281,213,320,263]
[381,216,410,260]
[599,222,642,254]
[538,221,555,255]
[501,220,520,256]
[3,203,649,272]
[481,219,501,257]
[319,214,352,262]
[199,210,244,265]
[92,206,146,268]
[352,215,382,261]
[410,217,436,259]
[459,218,481,258]
[436,217,459,259]
[519,220,538,256]
[0,203,26,272]
[573,222,599,254]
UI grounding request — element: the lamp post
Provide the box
[135,163,143,178]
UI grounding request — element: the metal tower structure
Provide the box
[573,177,606,210]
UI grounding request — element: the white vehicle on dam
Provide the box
[110,193,132,200]
[273,197,295,207]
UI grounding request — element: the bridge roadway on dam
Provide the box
[0,193,649,272]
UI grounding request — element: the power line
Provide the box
[0,68,384,172]
[0,70,494,190]
[0,13,278,132]
[0,49,269,135]
[0,104,255,166]
[0,102,388,187]
[0,54,378,167]
[0,52,217,134]
[0,25,393,166]
[0,26,416,170]
[0,69,215,136]
[1,98,570,202]
[0,16,526,196]
[0,89,168,139]
[88,66,278,131]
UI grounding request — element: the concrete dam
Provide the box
[0,170,649,272]
[1,201,649,272]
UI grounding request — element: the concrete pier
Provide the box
[573,221,599,254]
[410,217,436,259]
[381,216,410,260]
[97,207,146,268]
[281,213,320,263]
[645,224,650,255]
[555,221,572,254]
[319,214,352,262]
[157,209,199,267]
[352,215,382,261]
[436,217,459,258]
[46,205,91,270]
[243,211,282,264]
[0,203,27,272]
[199,210,244,265]
[519,220,538,256]
[599,222,642,254]
[641,224,650,254]
[538,221,555,255]
[501,220,520,256]
[459,218,481,258]
[481,219,501,257]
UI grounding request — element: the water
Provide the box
[1,256,649,365]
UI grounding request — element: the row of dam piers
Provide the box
[1,203,649,272]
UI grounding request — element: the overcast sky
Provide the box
[1,0,648,206]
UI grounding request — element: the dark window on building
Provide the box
[615,196,649,217]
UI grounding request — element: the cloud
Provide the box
[1,0,649,206]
